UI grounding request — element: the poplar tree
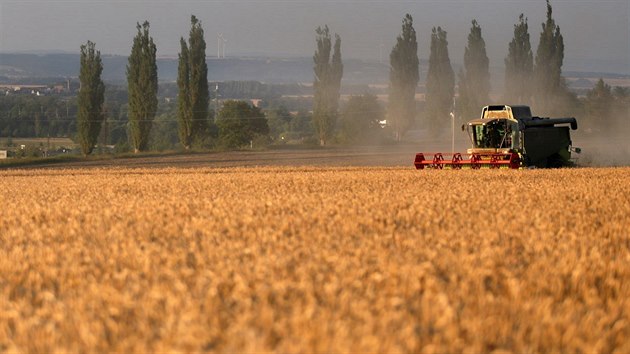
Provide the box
[178,38,192,149]
[178,15,209,149]
[504,14,533,104]
[77,40,105,156]
[389,14,419,141]
[457,20,490,120]
[313,25,343,146]
[425,26,454,136]
[127,21,158,153]
[534,0,565,114]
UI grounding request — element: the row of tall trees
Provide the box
[77,22,159,156]
[505,1,571,116]
[386,15,456,139]
[313,0,596,142]
[72,1,622,153]
[383,0,579,140]
[77,16,275,155]
[77,17,212,155]
[78,21,160,156]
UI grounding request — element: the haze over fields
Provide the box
[0,0,628,74]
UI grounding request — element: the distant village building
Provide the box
[0,81,76,95]
[0,84,47,96]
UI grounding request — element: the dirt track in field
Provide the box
[4,131,628,170]
[7,145,429,170]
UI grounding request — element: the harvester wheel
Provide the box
[452,153,463,169]
[470,154,481,169]
[433,153,444,169]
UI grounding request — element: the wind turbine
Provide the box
[217,33,227,58]
[217,33,223,58]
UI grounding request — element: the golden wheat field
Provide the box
[1,166,629,353]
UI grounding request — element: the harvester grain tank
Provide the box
[414,105,580,169]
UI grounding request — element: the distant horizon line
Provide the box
[1,51,628,78]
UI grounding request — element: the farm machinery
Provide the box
[414,105,581,169]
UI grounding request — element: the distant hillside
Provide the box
[0,53,79,78]
[3,53,626,90]
[0,53,395,85]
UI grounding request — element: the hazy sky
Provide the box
[0,0,628,73]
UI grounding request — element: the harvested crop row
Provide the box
[1,167,629,352]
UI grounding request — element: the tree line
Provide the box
[308,0,627,144]
[2,0,627,155]
[387,0,628,140]
[75,16,274,156]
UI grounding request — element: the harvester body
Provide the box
[414,105,580,169]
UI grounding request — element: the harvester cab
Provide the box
[414,105,580,169]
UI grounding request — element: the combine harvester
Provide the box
[414,105,581,169]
